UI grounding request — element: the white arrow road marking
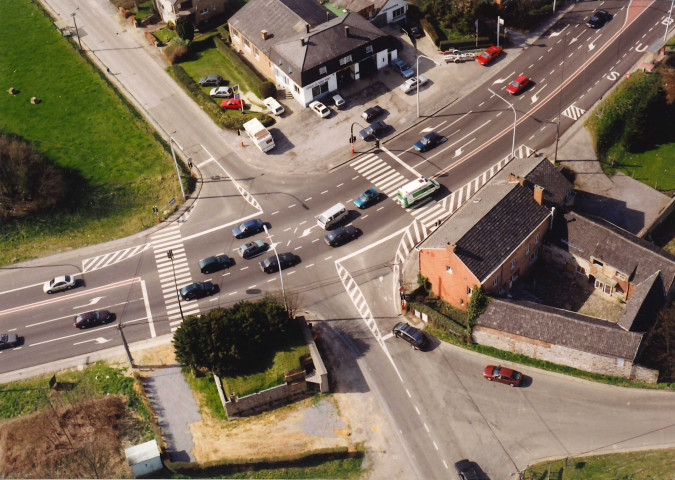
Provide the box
[635,42,648,53]
[455,139,476,157]
[569,35,580,45]
[421,126,434,133]
[531,84,546,104]
[549,25,569,37]
[428,119,491,161]
[73,296,104,309]
[73,337,111,346]
[493,72,515,85]
[300,225,319,237]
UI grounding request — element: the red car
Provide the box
[476,45,501,66]
[506,75,530,95]
[483,365,523,386]
[221,98,245,109]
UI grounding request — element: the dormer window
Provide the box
[319,66,327,75]
[366,45,373,54]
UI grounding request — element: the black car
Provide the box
[361,105,384,122]
[74,310,112,329]
[359,121,387,141]
[392,322,426,350]
[198,74,223,86]
[325,225,359,247]
[401,22,423,39]
[454,459,480,480]
[179,281,218,301]
[587,9,610,28]
[239,240,268,259]
[232,219,264,239]
[198,255,233,274]
[0,333,19,349]
[260,253,298,273]
[413,132,446,152]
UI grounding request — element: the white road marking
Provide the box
[547,47,553,52]
[443,460,448,469]
[433,442,439,451]
[376,206,385,211]
[415,406,421,415]
[424,424,430,432]
[478,101,485,107]
[528,63,534,69]
[427,119,491,162]
[287,271,296,275]
[538,55,544,60]
[321,190,328,194]
[288,204,296,208]
[492,73,515,85]
[438,111,472,132]
[270,210,279,215]
[324,256,333,260]
[361,214,368,220]
[284,227,291,232]
[380,146,422,177]
[247,285,257,289]
[229,292,237,295]
[337,183,344,188]
[240,266,249,271]
[286,240,291,246]
[267,278,275,283]
[496,111,503,117]
[351,175,359,180]
[294,246,302,250]
[305,264,315,268]
[305,197,312,201]
[406,389,411,398]
[312,238,319,243]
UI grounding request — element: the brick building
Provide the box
[153,0,226,26]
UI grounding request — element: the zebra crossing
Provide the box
[82,244,150,273]
[151,224,200,331]
[561,103,586,121]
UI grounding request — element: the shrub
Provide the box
[466,285,489,328]
[259,81,276,99]
[417,273,431,293]
[420,17,440,47]
[407,301,467,338]
[164,40,189,64]
[439,36,491,51]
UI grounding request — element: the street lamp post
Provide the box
[488,88,516,160]
[416,55,440,118]
[167,249,185,321]
[71,12,82,50]
[263,225,287,312]
[169,137,187,200]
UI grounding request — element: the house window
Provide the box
[460,299,464,306]
[339,54,352,66]
[592,258,604,267]
[366,45,373,54]
[446,266,453,274]
[535,233,540,245]
[231,29,239,42]
[311,81,329,97]
[293,85,299,93]
[526,243,531,255]
[529,253,538,265]
[492,276,499,287]
[392,6,405,18]
[466,286,472,295]
[253,47,259,59]
[242,38,251,52]
[616,271,626,281]
[319,66,327,75]
[576,265,586,275]
[199,7,208,14]
[510,258,516,270]
[616,358,625,367]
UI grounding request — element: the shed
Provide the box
[125,439,162,478]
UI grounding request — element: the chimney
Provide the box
[261,30,268,40]
[447,242,456,253]
[533,184,544,205]
[305,23,310,33]
[345,26,350,37]
[508,173,524,186]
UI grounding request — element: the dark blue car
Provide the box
[413,132,445,152]
[232,219,264,239]
[354,188,380,209]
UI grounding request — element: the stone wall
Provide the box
[222,378,310,418]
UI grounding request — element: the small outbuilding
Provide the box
[125,439,162,478]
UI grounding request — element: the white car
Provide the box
[263,97,284,116]
[400,75,429,94]
[43,275,76,294]
[309,100,330,118]
[209,86,233,98]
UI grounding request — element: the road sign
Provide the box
[169,196,176,205]
[232,84,239,94]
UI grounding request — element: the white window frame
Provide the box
[510,258,516,270]
[492,276,499,287]
[366,45,373,54]
[526,243,530,255]
[242,37,251,53]
[199,7,208,14]
[535,233,540,245]
[446,266,453,274]
[339,55,352,66]
[319,66,327,75]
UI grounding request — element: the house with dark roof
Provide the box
[418,157,571,310]
[228,0,398,106]
[329,0,409,27]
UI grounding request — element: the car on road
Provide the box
[324,225,358,247]
[74,310,113,329]
[263,97,284,116]
[354,188,380,209]
[454,459,481,480]
[361,105,384,122]
[198,255,233,274]
[232,218,264,239]
[221,98,245,109]
[390,58,415,78]
[359,121,387,141]
[506,74,530,95]
[392,322,426,350]
[199,75,223,86]
[483,364,523,386]
[260,252,298,273]
[400,75,428,94]
[332,93,346,110]
[476,45,501,66]
[0,333,19,350]
[413,132,446,152]
[43,275,76,294]
[309,100,330,118]
[587,9,611,28]
[209,86,233,98]
[179,281,218,301]
[239,240,268,259]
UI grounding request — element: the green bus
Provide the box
[397,177,440,207]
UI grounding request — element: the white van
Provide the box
[317,203,348,230]
[263,97,284,116]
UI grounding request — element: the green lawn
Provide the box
[522,449,675,479]
[154,26,177,44]
[0,0,183,265]
[602,142,675,192]
[134,1,155,22]
[322,2,347,16]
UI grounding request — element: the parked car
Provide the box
[362,105,384,122]
[179,281,218,301]
[476,45,501,66]
[392,322,426,350]
[506,75,530,95]
[221,98,245,109]
[74,310,113,329]
[0,333,19,350]
[263,97,284,116]
[199,75,223,86]
[324,225,358,247]
[260,252,298,273]
[198,255,233,274]
[413,132,446,152]
[43,275,76,294]
[454,459,481,480]
[400,75,428,94]
[587,9,611,28]
[401,22,423,38]
[332,93,346,109]
[483,364,523,386]
[309,100,330,118]
[210,86,233,98]
[359,121,387,141]
[390,58,415,78]
[354,188,380,209]
[232,218,264,239]
[239,240,268,259]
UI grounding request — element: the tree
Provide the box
[175,16,194,43]
[466,285,489,329]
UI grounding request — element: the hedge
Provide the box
[439,36,491,52]
[408,301,466,337]
[213,36,264,98]
[420,17,440,47]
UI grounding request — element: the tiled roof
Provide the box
[617,271,665,332]
[524,159,573,206]
[550,210,675,294]
[455,185,551,282]
[332,0,390,12]
[477,299,644,360]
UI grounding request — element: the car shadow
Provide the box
[519,375,533,388]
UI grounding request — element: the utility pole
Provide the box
[71,12,82,50]
[117,323,134,368]
[167,249,185,321]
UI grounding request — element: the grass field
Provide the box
[0,0,184,265]
[522,449,675,479]
[602,142,675,192]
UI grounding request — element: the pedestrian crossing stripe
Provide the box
[82,244,150,273]
[561,104,586,121]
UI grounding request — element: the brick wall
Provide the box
[419,246,479,311]
[229,26,276,81]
